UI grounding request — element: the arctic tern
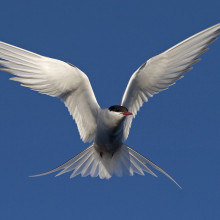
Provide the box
[1,23,220,188]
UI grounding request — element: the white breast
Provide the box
[94,109,125,153]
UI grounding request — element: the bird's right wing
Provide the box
[0,41,100,142]
[121,23,220,140]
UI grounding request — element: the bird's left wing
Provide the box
[121,23,220,140]
[0,41,100,142]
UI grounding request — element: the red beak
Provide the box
[122,112,133,116]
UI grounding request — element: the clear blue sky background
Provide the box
[0,0,220,219]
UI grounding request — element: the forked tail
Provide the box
[30,144,181,188]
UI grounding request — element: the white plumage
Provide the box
[0,23,220,188]
[121,23,220,140]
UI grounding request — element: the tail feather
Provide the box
[30,145,93,177]
[121,146,157,177]
[80,155,94,177]
[125,146,181,188]
[30,144,181,188]
[59,148,93,177]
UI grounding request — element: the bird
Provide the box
[0,23,220,188]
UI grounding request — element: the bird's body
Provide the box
[95,107,127,153]
[1,23,220,188]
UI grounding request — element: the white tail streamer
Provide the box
[30,144,181,188]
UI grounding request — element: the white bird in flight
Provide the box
[1,23,220,188]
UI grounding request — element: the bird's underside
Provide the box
[0,23,220,188]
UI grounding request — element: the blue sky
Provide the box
[0,0,220,219]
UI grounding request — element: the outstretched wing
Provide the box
[121,23,220,140]
[0,41,100,142]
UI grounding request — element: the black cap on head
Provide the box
[108,105,128,113]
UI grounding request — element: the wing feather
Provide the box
[0,41,100,142]
[121,23,220,140]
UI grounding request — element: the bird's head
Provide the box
[108,105,132,119]
[100,105,132,129]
